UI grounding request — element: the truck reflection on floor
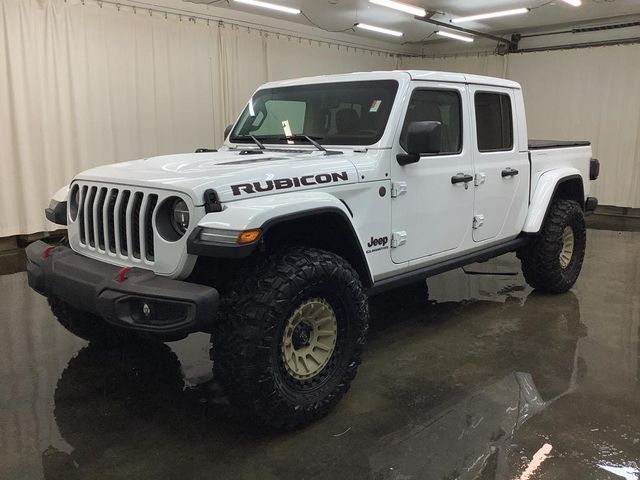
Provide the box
[42,285,585,480]
[367,289,585,480]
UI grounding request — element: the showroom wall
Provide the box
[0,0,398,237]
[2,0,639,237]
[401,44,640,211]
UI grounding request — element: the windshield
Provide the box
[230,80,399,146]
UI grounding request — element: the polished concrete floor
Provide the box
[1,229,639,480]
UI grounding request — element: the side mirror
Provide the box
[397,121,442,166]
[224,124,233,140]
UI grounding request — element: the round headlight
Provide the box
[171,199,190,235]
[69,185,80,222]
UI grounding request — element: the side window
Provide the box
[252,100,307,135]
[400,89,462,155]
[474,92,513,152]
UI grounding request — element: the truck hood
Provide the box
[74,149,360,205]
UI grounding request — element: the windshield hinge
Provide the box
[391,182,407,198]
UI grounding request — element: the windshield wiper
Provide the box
[281,135,342,155]
[249,135,265,150]
[234,135,266,150]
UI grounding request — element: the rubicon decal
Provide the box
[231,172,349,196]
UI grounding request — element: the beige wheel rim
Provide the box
[281,299,338,380]
[560,226,575,269]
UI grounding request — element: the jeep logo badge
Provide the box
[366,235,389,254]
[367,236,388,248]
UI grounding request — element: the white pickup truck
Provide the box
[27,70,599,429]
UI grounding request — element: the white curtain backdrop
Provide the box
[2,0,639,237]
[0,0,400,237]
[402,45,640,209]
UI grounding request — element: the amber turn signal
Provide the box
[237,229,261,244]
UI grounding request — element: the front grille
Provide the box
[76,185,159,262]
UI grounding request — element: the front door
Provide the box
[390,83,474,264]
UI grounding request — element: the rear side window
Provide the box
[474,92,513,152]
[400,89,462,155]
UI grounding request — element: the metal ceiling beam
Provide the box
[515,36,640,53]
[414,15,516,48]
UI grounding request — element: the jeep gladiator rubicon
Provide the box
[28,70,599,429]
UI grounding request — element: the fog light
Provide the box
[126,299,191,326]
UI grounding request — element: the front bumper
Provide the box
[26,241,219,336]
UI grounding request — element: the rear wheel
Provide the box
[212,247,369,430]
[518,199,586,293]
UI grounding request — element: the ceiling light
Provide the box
[233,0,300,15]
[436,30,474,42]
[561,0,582,6]
[451,7,529,23]
[369,0,426,17]
[356,23,403,37]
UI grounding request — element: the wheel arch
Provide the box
[189,192,373,287]
[523,170,585,234]
[261,208,373,288]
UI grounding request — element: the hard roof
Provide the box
[259,70,521,90]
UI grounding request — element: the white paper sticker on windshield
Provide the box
[282,120,293,144]
[370,100,382,112]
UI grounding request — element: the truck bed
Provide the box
[529,139,591,150]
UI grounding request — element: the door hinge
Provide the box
[473,214,485,229]
[391,231,407,248]
[391,181,407,198]
[474,173,486,186]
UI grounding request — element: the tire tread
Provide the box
[212,247,368,430]
[518,199,586,294]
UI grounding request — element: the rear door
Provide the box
[469,87,530,242]
[390,82,474,264]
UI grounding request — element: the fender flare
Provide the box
[187,191,373,285]
[46,185,71,226]
[522,169,583,233]
[52,185,70,203]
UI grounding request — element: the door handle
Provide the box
[501,167,519,178]
[451,173,474,184]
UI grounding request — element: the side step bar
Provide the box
[369,237,529,295]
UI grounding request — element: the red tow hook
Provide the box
[116,266,131,283]
[42,246,56,259]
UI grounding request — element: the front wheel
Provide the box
[212,247,369,430]
[517,199,586,293]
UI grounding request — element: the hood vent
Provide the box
[220,157,281,165]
